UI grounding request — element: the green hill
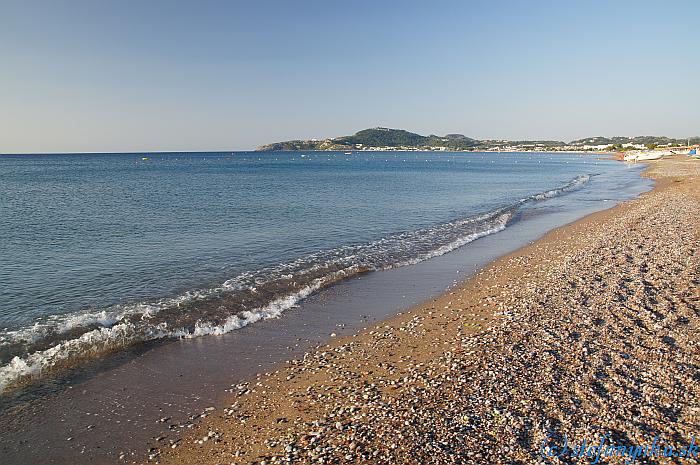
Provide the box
[335,128,428,147]
[256,128,479,151]
[256,128,699,152]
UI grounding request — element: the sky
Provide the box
[1,0,698,153]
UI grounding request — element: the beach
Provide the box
[152,156,699,464]
[4,2,698,463]
[0,152,654,465]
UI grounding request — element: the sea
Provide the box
[0,151,651,394]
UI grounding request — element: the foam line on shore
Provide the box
[0,174,592,393]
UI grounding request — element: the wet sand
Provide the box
[2,159,654,465]
[154,156,699,464]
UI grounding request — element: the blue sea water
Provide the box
[0,151,649,390]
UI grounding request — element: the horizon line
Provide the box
[2,131,698,155]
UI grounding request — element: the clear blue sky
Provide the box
[1,0,698,152]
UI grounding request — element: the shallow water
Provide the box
[0,152,653,464]
[0,152,648,392]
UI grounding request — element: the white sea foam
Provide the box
[529,174,590,201]
[0,174,592,393]
[0,297,185,347]
[0,268,363,392]
[391,212,512,268]
[182,267,360,338]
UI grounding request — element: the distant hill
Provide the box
[335,128,428,147]
[257,128,479,151]
[256,128,699,152]
[569,136,696,146]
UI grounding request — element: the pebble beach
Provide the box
[151,156,699,465]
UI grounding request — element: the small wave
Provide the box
[0,174,591,393]
[527,174,590,201]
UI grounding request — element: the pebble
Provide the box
[154,159,700,465]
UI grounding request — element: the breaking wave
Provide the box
[527,174,590,201]
[0,174,591,393]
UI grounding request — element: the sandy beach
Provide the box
[3,3,698,464]
[144,156,700,464]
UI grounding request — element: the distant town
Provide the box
[256,127,700,153]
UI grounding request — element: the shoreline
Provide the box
[0,154,653,465]
[153,156,699,464]
[0,156,679,465]
[0,153,614,397]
